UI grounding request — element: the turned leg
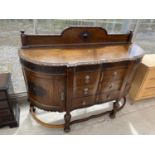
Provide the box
[64,112,71,132]
[29,103,36,113]
[109,100,119,119]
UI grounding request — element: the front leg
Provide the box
[29,102,36,113]
[109,100,119,119]
[64,112,71,132]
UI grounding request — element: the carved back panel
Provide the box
[21,27,133,48]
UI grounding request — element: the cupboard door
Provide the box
[24,68,65,111]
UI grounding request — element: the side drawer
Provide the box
[0,91,7,100]
[0,100,9,109]
[103,68,127,81]
[101,80,122,93]
[98,91,120,103]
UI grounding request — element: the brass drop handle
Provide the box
[82,101,86,105]
[113,71,117,76]
[60,92,65,101]
[109,83,113,89]
[106,94,111,99]
[85,75,90,84]
[83,88,89,95]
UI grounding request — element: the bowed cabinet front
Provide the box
[19,27,144,132]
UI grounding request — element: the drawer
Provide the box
[100,80,122,93]
[103,68,127,81]
[74,71,100,86]
[0,100,9,109]
[143,79,155,89]
[71,96,95,109]
[0,109,11,117]
[73,85,98,98]
[141,87,155,98]
[98,91,120,103]
[147,68,155,80]
[0,91,6,100]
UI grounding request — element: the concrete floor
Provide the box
[0,97,155,135]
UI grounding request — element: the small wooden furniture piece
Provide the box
[129,54,155,101]
[0,73,20,128]
[19,27,144,132]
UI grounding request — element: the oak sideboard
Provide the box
[19,27,144,132]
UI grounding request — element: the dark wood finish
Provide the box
[23,67,65,112]
[19,27,144,132]
[21,27,133,48]
[0,73,20,128]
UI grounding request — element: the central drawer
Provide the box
[74,70,100,87]
[73,84,98,98]
[71,95,96,109]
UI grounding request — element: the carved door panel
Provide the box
[24,68,65,111]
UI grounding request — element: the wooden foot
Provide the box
[109,111,116,119]
[32,107,36,112]
[64,112,71,132]
[29,104,36,113]
[64,127,71,133]
[9,122,19,128]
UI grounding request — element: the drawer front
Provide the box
[103,68,127,81]
[0,91,6,100]
[0,100,9,109]
[98,91,120,103]
[147,68,155,80]
[73,84,98,98]
[143,79,155,89]
[71,96,95,109]
[101,80,122,93]
[141,87,155,98]
[0,109,11,117]
[74,71,100,87]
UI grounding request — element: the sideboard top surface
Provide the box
[19,44,144,67]
[19,27,144,67]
